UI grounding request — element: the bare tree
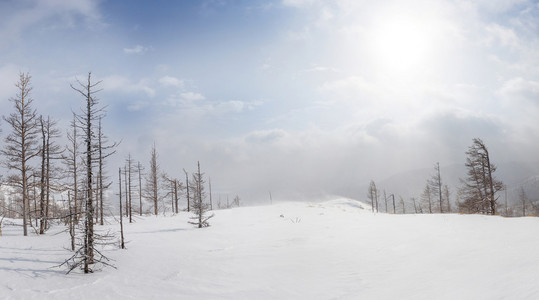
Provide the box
[232,195,240,207]
[1,73,40,236]
[38,115,63,234]
[519,187,528,217]
[421,184,433,214]
[126,154,134,222]
[63,113,81,224]
[118,168,125,249]
[367,180,378,213]
[208,177,213,210]
[428,162,443,213]
[165,175,182,214]
[189,161,213,228]
[69,72,107,273]
[144,143,160,215]
[137,161,144,216]
[383,190,388,213]
[183,169,190,212]
[443,184,451,213]
[458,138,503,215]
[411,197,418,213]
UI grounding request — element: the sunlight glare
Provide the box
[371,15,433,77]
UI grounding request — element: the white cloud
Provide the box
[0,0,103,44]
[159,76,184,88]
[123,45,149,54]
[484,24,520,48]
[282,0,320,8]
[245,129,287,144]
[180,92,205,102]
[100,75,155,97]
[498,77,539,101]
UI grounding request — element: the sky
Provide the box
[1,0,539,202]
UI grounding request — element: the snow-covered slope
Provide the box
[1,198,539,299]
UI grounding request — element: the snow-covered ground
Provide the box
[1,198,539,299]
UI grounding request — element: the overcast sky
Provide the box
[1,0,538,201]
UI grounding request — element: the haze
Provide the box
[1,0,538,201]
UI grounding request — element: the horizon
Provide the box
[1,0,539,202]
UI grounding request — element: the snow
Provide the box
[1,198,539,299]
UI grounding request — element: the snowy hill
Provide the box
[1,198,539,299]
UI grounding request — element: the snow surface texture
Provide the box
[1,198,539,299]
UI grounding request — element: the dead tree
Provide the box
[367,180,378,213]
[38,115,63,234]
[209,177,213,210]
[428,162,444,213]
[189,161,214,228]
[69,72,107,273]
[519,187,528,217]
[137,161,144,215]
[63,113,82,224]
[183,169,190,212]
[118,168,125,249]
[1,73,40,236]
[443,185,451,213]
[126,154,134,222]
[383,190,388,213]
[421,184,433,213]
[143,143,160,215]
[458,138,503,215]
[412,197,418,213]
[68,191,75,251]
[399,196,405,214]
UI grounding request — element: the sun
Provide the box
[370,15,433,77]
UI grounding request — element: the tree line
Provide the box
[367,138,537,217]
[0,72,241,273]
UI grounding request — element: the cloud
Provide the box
[100,75,155,97]
[180,92,205,102]
[498,77,539,101]
[245,129,287,144]
[159,76,184,88]
[318,76,378,104]
[0,0,103,44]
[123,45,150,54]
[483,24,520,48]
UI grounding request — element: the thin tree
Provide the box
[124,166,128,217]
[63,113,81,224]
[70,72,104,273]
[38,115,62,234]
[189,161,214,228]
[443,184,451,213]
[1,73,40,236]
[137,161,144,215]
[399,196,405,214]
[208,177,213,210]
[367,180,378,213]
[519,187,528,217]
[68,191,75,251]
[458,138,503,215]
[383,190,388,213]
[183,169,190,212]
[143,143,160,215]
[412,197,418,213]
[126,153,134,222]
[428,162,443,213]
[421,184,433,214]
[118,168,125,249]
